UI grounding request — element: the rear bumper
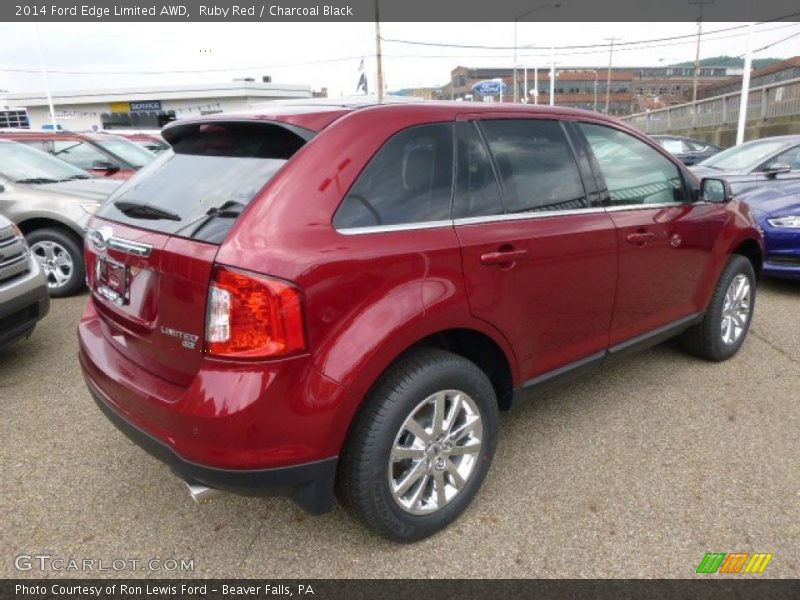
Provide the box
[86,376,337,513]
[0,265,50,351]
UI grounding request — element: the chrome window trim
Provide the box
[335,202,711,235]
[337,220,453,236]
[604,201,693,212]
[453,206,606,226]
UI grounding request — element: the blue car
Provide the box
[739,181,800,279]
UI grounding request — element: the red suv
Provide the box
[78,103,763,541]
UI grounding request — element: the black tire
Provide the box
[336,348,499,542]
[681,254,756,361]
[25,228,86,298]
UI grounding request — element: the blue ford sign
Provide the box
[472,80,507,96]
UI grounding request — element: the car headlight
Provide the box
[767,215,800,228]
[80,203,101,215]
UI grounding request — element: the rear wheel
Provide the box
[681,254,756,361]
[336,348,499,542]
[26,228,85,297]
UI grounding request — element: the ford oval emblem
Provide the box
[89,225,113,251]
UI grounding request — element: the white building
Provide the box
[6,81,313,131]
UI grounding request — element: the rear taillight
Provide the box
[205,266,306,358]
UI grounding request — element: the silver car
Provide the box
[0,139,120,296]
[0,215,49,351]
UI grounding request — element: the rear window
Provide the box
[96,123,309,243]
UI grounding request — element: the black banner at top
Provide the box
[3,0,800,22]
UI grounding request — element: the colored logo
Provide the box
[696,552,773,574]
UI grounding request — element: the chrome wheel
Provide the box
[388,389,483,515]
[31,240,74,289]
[721,273,751,346]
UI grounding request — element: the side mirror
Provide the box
[91,160,120,174]
[763,162,791,177]
[700,178,732,203]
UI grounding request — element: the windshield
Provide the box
[0,141,91,183]
[97,122,309,243]
[95,137,157,168]
[699,139,790,171]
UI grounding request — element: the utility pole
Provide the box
[690,0,714,104]
[604,37,620,114]
[34,24,58,131]
[550,46,556,106]
[374,0,384,103]
[736,22,754,145]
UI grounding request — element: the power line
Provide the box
[379,13,800,51]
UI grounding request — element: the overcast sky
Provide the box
[1,21,799,97]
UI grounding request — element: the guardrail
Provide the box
[621,76,800,134]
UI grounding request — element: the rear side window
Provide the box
[97,122,308,243]
[333,123,453,230]
[479,119,587,213]
[579,123,689,206]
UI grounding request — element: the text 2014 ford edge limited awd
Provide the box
[78,103,763,541]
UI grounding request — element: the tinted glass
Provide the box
[333,123,453,229]
[454,122,503,218]
[96,122,307,243]
[479,119,586,213]
[579,123,689,206]
[95,137,157,168]
[700,138,790,171]
[770,145,800,170]
[659,138,685,154]
[52,140,113,170]
[0,141,91,182]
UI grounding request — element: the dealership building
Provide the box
[3,80,314,131]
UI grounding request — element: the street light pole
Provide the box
[513,3,561,103]
[604,37,619,114]
[374,0,384,103]
[736,21,754,145]
[34,24,58,131]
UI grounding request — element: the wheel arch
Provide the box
[17,216,85,242]
[731,237,763,281]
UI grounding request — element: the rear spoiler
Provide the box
[161,119,316,146]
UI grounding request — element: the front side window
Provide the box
[579,123,689,206]
[333,123,454,229]
[94,137,157,169]
[479,119,586,213]
[766,145,800,170]
[52,140,115,170]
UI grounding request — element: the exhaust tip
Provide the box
[184,480,222,504]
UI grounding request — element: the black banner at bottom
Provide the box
[2,579,798,600]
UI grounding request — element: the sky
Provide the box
[1,21,799,98]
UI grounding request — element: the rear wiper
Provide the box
[114,200,181,221]
[15,177,59,184]
[174,201,247,235]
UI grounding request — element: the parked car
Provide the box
[737,180,800,279]
[107,130,169,155]
[651,135,722,166]
[691,134,800,193]
[0,130,157,179]
[0,215,50,351]
[0,139,120,296]
[79,103,763,542]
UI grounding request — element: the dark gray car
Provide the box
[0,215,49,350]
[0,140,120,296]
[691,135,800,194]
[651,135,722,166]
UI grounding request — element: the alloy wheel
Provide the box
[31,240,74,290]
[388,389,483,515]
[721,273,751,346]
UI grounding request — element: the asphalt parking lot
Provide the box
[1,281,798,579]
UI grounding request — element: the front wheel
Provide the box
[336,348,499,542]
[681,254,756,361]
[26,228,86,298]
